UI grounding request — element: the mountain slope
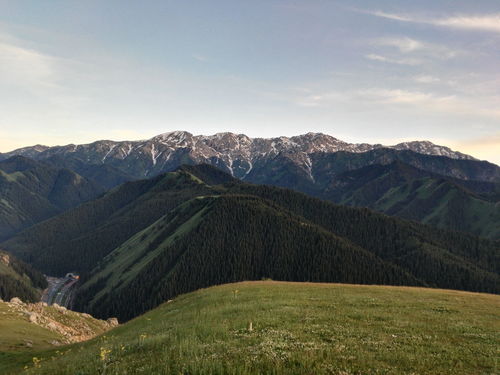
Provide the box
[0,250,47,302]
[2,164,497,321]
[6,282,499,375]
[76,195,420,320]
[322,162,500,239]
[0,156,104,240]
[1,169,222,275]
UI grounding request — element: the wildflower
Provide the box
[32,357,42,368]
[99,347,112,362]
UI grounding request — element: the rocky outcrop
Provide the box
[10,297,23,305]
[3,299,116,344]
[0,253,9,266]
[107,317,119,327]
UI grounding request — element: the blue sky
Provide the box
[0,1,499,163]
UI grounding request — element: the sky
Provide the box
[0,1,499,164]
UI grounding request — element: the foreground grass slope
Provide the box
[0,299,113,374]
[10,281,500,375]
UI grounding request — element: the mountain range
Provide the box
[1,164,497,321]
[0,131,482,180]
[1,132,498,239]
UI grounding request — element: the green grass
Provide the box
[0,170,23,182]
[0,304,64,353]
[6,281,499,375]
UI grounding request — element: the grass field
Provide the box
[4,281,500,374]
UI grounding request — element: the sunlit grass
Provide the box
[6,281,500,375]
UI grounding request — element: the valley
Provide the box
[42,274,79,309]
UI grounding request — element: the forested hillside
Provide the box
[0,250,47,302]
[76,195,421,320]
[0,156,104,240]
[324,162,500,239]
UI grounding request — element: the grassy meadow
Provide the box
[3,281,499,375]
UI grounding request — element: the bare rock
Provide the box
[10,297,23,305]
[0,254,9,266]
[52,303,67,312]
[28,312,39,323]
[107,317,119,327]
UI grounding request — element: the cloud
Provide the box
[357,88,500,118]
[434,14,500,32]
[413,75,440,84]
[0,31,89,109]
[369,11,414,23]
[364,10,500,33]
[192,54,210,62]
[373,37,424,53]
[370,37,458,59]
[365,53,422,66]
[357,88,436,104]
[295,86,500,120]
[0,39,57,89]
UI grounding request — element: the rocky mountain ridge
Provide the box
[0,132,477,180]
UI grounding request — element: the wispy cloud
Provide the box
[413,75,440,84]
[0,38,57,89]
[363,10,500,33]
[370,37,459,59]
[192,54,210,62]
[0,31,88,108]
[295,86,500,120]
[373,37,424,53]
[365,53,422,66]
